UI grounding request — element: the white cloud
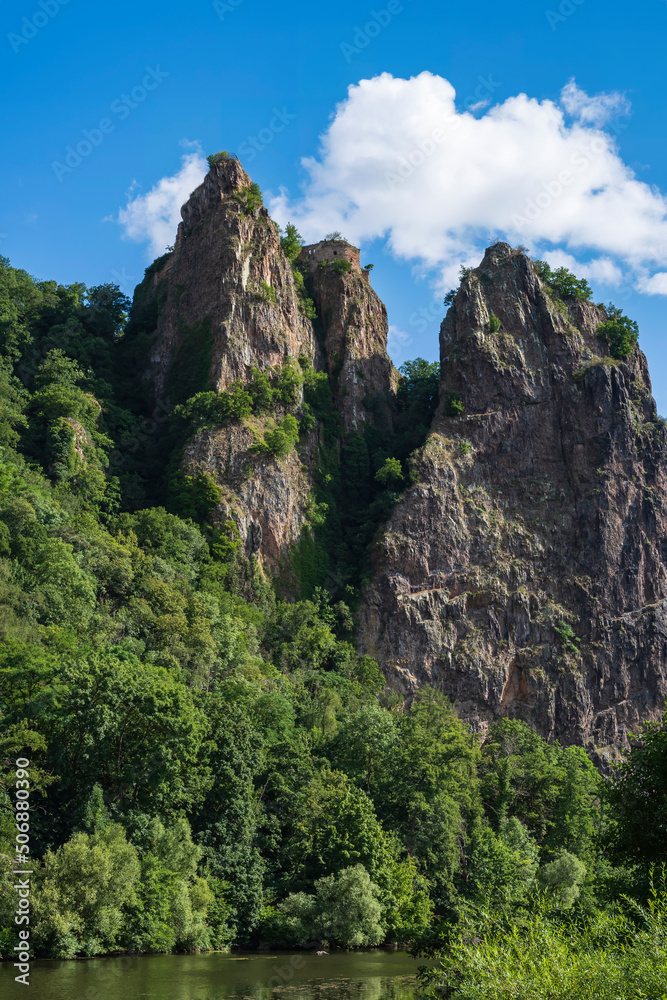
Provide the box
[269,72,667,295]
[560,79,630,127]
[117,152,207,259]
[387,324,413,364]
[540,249,625,287]
[638,272,667,295]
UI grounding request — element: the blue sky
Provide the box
[2,0,667,410]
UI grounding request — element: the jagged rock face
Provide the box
[301,241,397,432]
[126,159,322,570]
[183,420,318,565]
[358,243,667,754]
[144,158,317,403]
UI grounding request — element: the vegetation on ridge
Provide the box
[0,245,663,1000]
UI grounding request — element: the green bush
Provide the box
[263,866,384,949]
[418,877,667,1000]
[331,258,353,275]
[272,356,303,406]
[488,314,502,332]
[174,383,253,428]
[597,305,639,360]
[375,457,404,486]
[232,182,263,215]
[279,223,317,318]
[259,281,276,303]
[445,391,464,417]
[534,260,592,301]
[263,413,300,456]
[207,151,230,169]
[554,620,580,654]
[539,849,587,909]
[246,366,274,413]
[169,470,222,521]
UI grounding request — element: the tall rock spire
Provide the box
[358,243,667,756]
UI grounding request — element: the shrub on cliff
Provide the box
[232,182,263,215]
[174,384,253,428]
[169,470,222,521]
[247,366,274,413]
[375,457,404,486]
[272,356,303,406]
[445,390,464,416]
[597,305,639,360]
[331,258,353,275]
[534,260,592,301]
[206,150,231,168]
[279,223,318,319]
[263,413,300,456]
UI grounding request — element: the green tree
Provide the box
[315,865,384,947]
[263,413,300,456]
[397,358,440,413]
[539,849,587,909]
[32,819,140,958]
[247,366,274,412]
[375,457,404,486]
[533,260,592,301]
[122,815,213,953]
[280,223,304,265]
[597,305,639,360]
[609,708,667,862]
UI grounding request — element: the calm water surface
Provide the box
[0,950,423,1000]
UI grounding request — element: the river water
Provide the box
[0,950,424,999]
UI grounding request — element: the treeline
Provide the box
[0,252,664,982]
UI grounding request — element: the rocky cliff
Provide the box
[300,239,398,432]
[358,243,667,755]
[126,162,667,752]
[125,158,395,574]
[140,156,318,402]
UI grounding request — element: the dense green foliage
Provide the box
[418,878,667,999]
[207,150,231,168]
[533,260,593,301]
[531,257,640,363]
[0,251,663,993]
[597,304,640,360]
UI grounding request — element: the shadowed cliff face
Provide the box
[141,157,318,403]
[358,243,667,755]
[301,242,398,433]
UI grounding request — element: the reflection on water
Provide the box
[227,974,416,999]
[0,950,422,1000]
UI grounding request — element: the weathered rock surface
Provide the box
[142,156,318,402]
[183,418,318,565]
[301,240,398,432]
[127,161,398,572]
[358,243,667,754]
